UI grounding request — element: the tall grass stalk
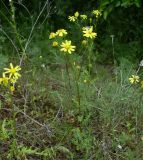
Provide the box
[9,0,25,54]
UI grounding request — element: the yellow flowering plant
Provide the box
[74,11,79,18]
[48,10,100,108]
[82,26,97,39]
[49,29,68,54]
[49,32,56,39]
[10,85,15,92]
[129,75,140,84]
[4,63,21,79]
[1,73,9,86]
[128,74,143,89]
[60,40,76,54]
[68,11,80,22]
[56,29,67,37]
[0,63,21,92]
[68,16,76,22]
[52,41,59,47]
[80,15,87,20]
[92,10,102,18]
[0,62,21,150]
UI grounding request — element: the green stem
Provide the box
[75,78,81,109]
[88,41,93,74]
[64,55,73,108]
[10,94,16,138]
[9,0,25,55]
[65,55,72,92]
[71,64,81,111]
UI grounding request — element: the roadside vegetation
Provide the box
[0,0,143,159]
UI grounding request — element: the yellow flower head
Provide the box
[92,10,102,18]
[10,77,18,84]
[56,29,67,37]
[60,40,76,54]
[68,16,76,22]
[129,75,140,84]
[74,11,79,18]
[83,26,97,39]
[80,14,87,20]
[52,41,59,47]
[4,63,21,79]
[49,32,56,39]
[2,73,9,86]
[10,86,15,92]
[82,40,87,45]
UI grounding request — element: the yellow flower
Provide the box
[82,40,87,45]
[4,63,21,79]
[129,75,140,84]
[49,32,56,39]
[10,86,15,92]
[83,26,97,39]
[2,73,9,86]
[80,14,87,20]
[10,77,18,84]
[68,16,76,22]
[92,10,101,18]
[56,29,67,37]
[52,41,59,46]
[74,11,79,17]
[60,40,76,54]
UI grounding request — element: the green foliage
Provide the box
[100,0,142,19]
[1,0,143,159]
[71,127,94,158]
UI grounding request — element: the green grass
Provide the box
[0,53,143,159]
[0,2,143,159]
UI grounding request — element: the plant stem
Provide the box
[9,0,25,58]
[75,78,81,108]
[10,94,16,138]
[64,55,73,108]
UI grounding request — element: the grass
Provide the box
[1,1,143,159]
[0,53,143,159]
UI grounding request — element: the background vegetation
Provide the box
[0,0,143,159]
